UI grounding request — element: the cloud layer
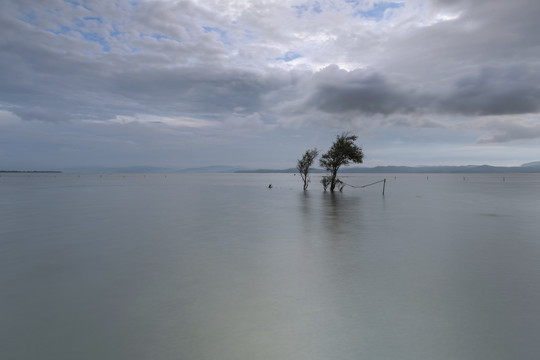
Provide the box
[1,0,540,168]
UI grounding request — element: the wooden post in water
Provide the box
[383,178,386,196]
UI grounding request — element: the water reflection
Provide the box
[320,192,362,242]
[298,190,365,243]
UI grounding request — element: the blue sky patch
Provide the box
[17,11,37,25]
[64,0,80,7]
[150,33,168,40]
[356,2,404,20]
[46,25,71,35]
[81,31,110,51]
[73,17,85,28]
[64,0,92,12]
[292,4,309,18]
[139,32,174,44]
[292,2,323,18]
[203,26,230,45]
[109,24,122,37]
[83,16,103,24]
[277,51,302,62]
[312,1,323,14]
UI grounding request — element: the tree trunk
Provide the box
[329,169,338,191]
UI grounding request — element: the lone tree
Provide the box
[319,133,364,192]
[297,148,319,190]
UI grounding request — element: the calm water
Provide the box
[1,172,540,360]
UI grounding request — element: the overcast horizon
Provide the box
[2,0,540,170]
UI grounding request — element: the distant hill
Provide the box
[235,167,312,174]
[49,161,540,174]
[59,165,249,173]
[236,163,540,174]
[0,170,62,173]
[175,165,249,173]
[521,161,540,168]
[61,166,173,173]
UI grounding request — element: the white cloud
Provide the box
[102,114,219,128]
[0,110,22,125]
[474,116,540,143]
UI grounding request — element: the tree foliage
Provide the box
[319,133,363,191]
[297,148,319,190]
[320,175,331,191]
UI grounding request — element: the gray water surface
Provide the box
[1,173,540,359]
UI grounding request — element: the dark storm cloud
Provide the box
[303,65,424,116]
[438,65,540,116]
[297,64,540,119]
[112,65,289,115]
[12,107,70,122]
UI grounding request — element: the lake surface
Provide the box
[1,172,540,360]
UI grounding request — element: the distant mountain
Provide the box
[521,161,540,168]
[175,165,249,173]
[236,163,540,174]
[61,166,173,173]
[235,167,315,173]
[0,170,62,173]
[56,161,540,174]
[60,165,249,173]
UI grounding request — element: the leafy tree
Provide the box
[297,148,319,190]
[319,133,364,192]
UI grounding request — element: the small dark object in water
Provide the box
[268,184,272,189]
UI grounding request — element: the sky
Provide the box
[1,0,540,170]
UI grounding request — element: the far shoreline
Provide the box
[0,170,62,173]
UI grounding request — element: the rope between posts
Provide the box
[341,179,385,188]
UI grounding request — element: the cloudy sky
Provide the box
[2,0,540,170]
